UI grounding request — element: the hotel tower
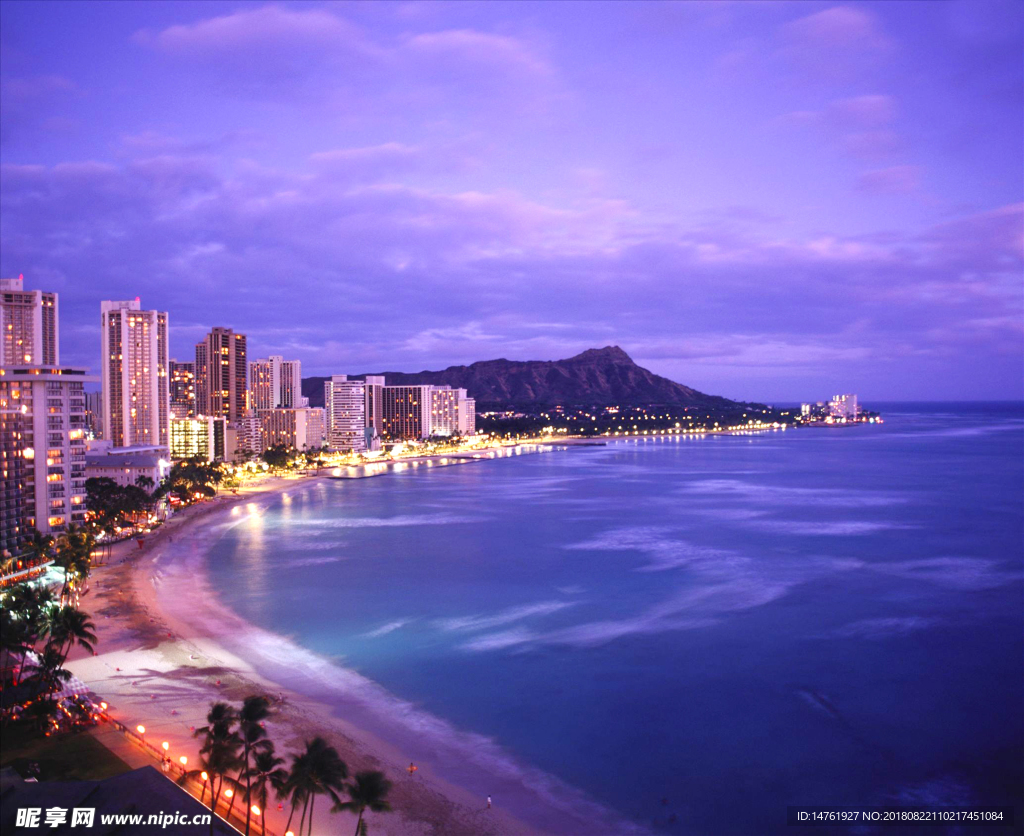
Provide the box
[100,299,170,450]
[1,275,58,366]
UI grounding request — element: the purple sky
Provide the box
[1,1,1021,401]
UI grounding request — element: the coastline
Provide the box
[66,462,645,835]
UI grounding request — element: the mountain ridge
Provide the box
[301,346,735,409]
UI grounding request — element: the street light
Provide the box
[179,756,188,767]
[200,772,209,803]
[161,741,169,753]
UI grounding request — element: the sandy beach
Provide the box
[63,450,644,836]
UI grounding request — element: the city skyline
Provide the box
[1,0,1022,402]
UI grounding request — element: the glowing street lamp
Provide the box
[251,805,261,817]
[200,771,209,803]
[161,741,170,753]
[179,756,188,767]
[136,725,146,742]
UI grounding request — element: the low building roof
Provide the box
[0,765,237,834]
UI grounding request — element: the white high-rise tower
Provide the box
[100,299,170,449]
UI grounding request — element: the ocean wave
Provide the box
[675,478,906,507]
[282,555,344,568]
[363,619,412,638]
[753,520,914,536]
[286,513,482,529]
[868,557,1021,590]
[565,526,736,571]
[824,617,933,640]
[434,600,576,632]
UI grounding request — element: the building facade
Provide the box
[248,356,303,411]
[363,375,385,435]
[85,448,171,489]
[1,276,58,367]
[169,360,196,419]
[325,375,367,452]
[229,414,262,460]
[195,328,247,421]
[829,394,858,421]
[380,384,431,441]
[457,392,476,435]
[100,300,169,450]
[170,416,227,462]
[258,407,325,451]
[429,386,460,437]
[0,366,94,551]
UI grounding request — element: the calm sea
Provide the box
[207,403,1024,834]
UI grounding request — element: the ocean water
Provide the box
[206,403,1024,834]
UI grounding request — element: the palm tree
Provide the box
[238,694,271,836]
[25,644,71,704]
[281,752,309,836]
[289,737,348,836]
[194,702,243,833]
[3,583,55,685]
[45,606,97,664]
[25,529,55,566]
[248,744,288,835]
[335,771,393,836]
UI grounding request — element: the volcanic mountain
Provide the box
[302,346,735,409]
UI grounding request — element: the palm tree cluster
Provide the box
[1,580,97,728]
[186,696,392,836]
[84,475,158,537]
[154,456,224,505]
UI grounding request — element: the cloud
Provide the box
[135,5,376,60]
[781,6,893,53]
[1,150,1019,395]
[778,6,894,80]
[402,29,553,78]
[856,165,921,195]
[132,5,558,113]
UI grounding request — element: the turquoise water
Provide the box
[207,404,1024,834]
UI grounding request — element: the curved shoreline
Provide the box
[68,475,646,836]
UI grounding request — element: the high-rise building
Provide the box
[0,366,95,551]
[169,360,196,418]
[195,328,247,421]
[324,375,366,452]
[258,407,325,451]
[363,375,385,435]
[829,394,858,421]
[430,386,460,437]
[229,414,262,459]
[100,299,170,449]
[381,384,431,441]
[456,391,476,435]
[170,416,227,462]
[84,390,104,438]
[248,356,303,410]
[1,275,59,366]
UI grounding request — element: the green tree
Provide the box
[238,694,272,836]
[45,605,97,664]
[288,737,348,836]
[194,701,244,831]
[249,743,288,833]
[335,771,393,836]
